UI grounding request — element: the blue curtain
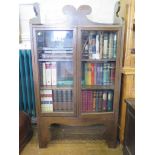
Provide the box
[19,49,36,117]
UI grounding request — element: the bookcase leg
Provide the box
[38,122,49,148]
[105,122,117,148]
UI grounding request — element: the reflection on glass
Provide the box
[36,30,74,113]
[37,30,73,50]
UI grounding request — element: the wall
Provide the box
[19,0,119,48]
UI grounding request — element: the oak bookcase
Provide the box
[30,5,123,148]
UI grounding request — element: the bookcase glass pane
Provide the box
[81,90,114,113]
[36,30,74,113]
[36,30,73,50]
[81,30,117,59]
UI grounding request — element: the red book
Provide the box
[91,63,95,85]
[82,91,87,112]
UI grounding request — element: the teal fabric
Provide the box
[19,49,36,117]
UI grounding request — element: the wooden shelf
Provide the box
[40,86,73,90]
[81,112,114,115]
[81,85,114,90]
[81,58,116,62]
[38,59,73,62]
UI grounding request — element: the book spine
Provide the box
[110,62,115,84]
[88,63,92,85]
[85,63,88,85]
[92,91,96,112]
[98,91,102,112]
[94,34,99,59]
[95,91,99,112]
[82,91,85,112]
[40,63,43,86]
[108,33,113,58]
[100,64,103,85]
[102,91,107,112]
[103,63,107,85]
[107,63,110,84]
[113,33,117,58]
[45,62,52,85]
[42,62,46,86]
[51,62,57,85]
[91,63,95,85]
[107,91,113,112]
[99,32,103,59]
[103,33,109,58]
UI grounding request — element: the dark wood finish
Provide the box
[19,111,33,152]
[30,5,123,149]
[123,98,135,155]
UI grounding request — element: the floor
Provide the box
[21,127,123,155]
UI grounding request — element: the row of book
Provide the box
[39,49,73,59]
[82,31,117,59]
[40,89,73,113]
[82,90,113,112]
[40,61,73,86]
[82,62,115,85]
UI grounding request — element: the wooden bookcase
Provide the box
[30,5,123,148]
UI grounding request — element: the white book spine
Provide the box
[108,33,113,58]
[51,62,57,85]
[103,33,108,58]
[42,63,46,86]
[45,62,52,85]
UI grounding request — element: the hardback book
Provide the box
[51,62,57,85]
[45,62,52,86]
[113,33,117,58]
[92,91,96,112]
[92,33,99,59]
[84,63,88,85]
[82,91,87,112]
[98,91,103,111]
[42,62,46,86]
[99,32,103,59]
[110,62,115,84]
[87,63,92,85]
[88,31,96,59]
[103,33,109,58]
[102,91,107,112]
[40,89,53,112]
[108,33,114,59]
[107,91,113,112]
[91,63,95,85]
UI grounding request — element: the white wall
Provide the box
[19,0,118,48]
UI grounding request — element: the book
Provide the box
[103,33,109,58]
[88,31,96,59]
[92,91,96,112]
[99,32,103,59]
[40,89,53,113]
[98,91,103,111]
[88,63,92,85]
[45,62,52,85]
[92,33,99,59]
[107,91,113,112]
[108,33,113,58]
[110,62,115,84]
[102,91,107,112]
[91,63,95,85]
[51,62,57,85]
[113,33,117,58]
[42,62,46,86]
